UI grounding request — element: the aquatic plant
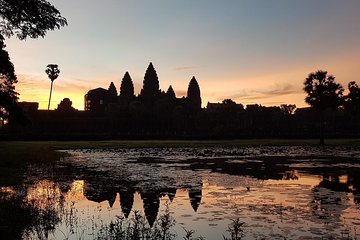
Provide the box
[182,228,205,240]
[96,205,176,240]
[222,218,245,240]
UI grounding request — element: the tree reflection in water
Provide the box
[0,184,60,240]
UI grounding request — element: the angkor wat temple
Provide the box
[85,62,201,115]
[3,62,360,139]
[82,62,202,135]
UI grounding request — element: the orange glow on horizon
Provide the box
[15,50,360,111]
[16,73,311,111]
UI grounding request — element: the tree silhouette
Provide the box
[45,64,60,110]
[345,81,360,115]
[304,70,344,145]
[280,104,296,115]
[0,0,66,119]
[120,72,134,98]
[56,98,74,112]
[222,99,237,106]
[0,0,67,40]
[0,36,17,124]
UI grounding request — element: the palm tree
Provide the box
[45,64,60,110]
[304,70,344,145]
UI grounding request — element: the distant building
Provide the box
[206,101,244,113]
[17,102,39,124]
[17,102,39,113]
[84,87,114,114]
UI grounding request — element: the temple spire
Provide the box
[187,76,201,112]
[166,85,176,99]
[120,72,134,98]
[140,62,160,102]
[108,82,117,97]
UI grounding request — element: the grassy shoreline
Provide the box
[2,138,360,149]
[1,138,360,166]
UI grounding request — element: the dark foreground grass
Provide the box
[0,142,66,185]
[2,138,360,160]
[1,138,360,169]
[49,138,360,149]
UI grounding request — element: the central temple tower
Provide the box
[139,62,160,104]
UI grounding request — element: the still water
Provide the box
[2,146,360,239]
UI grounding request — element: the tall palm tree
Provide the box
[45,64,60,110]
[304,70,344,145]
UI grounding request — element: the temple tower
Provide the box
[166,85,176,99]
[140,62,160,104]
[187,76,201,112]
[120,72,135,98]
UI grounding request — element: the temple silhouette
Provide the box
[3,62,360,139]
[84,62,201,123]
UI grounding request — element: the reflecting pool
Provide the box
[1,146,360,239]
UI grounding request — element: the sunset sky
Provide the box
[5,0,360,110]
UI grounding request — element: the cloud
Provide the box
[16,74,92,95]
[55,80,91,93]
[219,83,299,102]
[16,74,48,92]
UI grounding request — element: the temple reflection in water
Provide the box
[83,179,202,226]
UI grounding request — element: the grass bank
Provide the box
[2,138,360,155]
[0,142,66,185]
[1,138,359,170]
[1,138,360,166]
[22,138,360,149]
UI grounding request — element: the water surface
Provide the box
[1,146,360,239]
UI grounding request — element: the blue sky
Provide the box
[5,0,360,109]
